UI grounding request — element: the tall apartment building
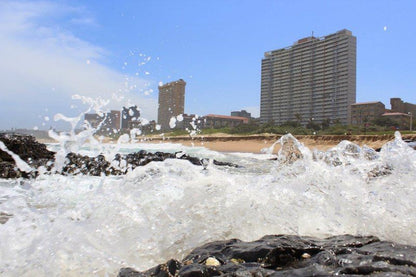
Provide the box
[157,79,186,130]
[260,29,356,125]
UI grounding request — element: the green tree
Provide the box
[306,120,320,131]
[321,118,331,130]
[281,121,300,128]
[372,116,397,127]
[294,113,302,127]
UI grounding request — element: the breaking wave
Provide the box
[1,132,415,276]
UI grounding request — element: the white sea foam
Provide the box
[0,141,32,172]
[0,133,416,276]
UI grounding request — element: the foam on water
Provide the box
[1,132,416,276]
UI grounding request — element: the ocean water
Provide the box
[1,132,416,276]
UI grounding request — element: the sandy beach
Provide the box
[139,133,416,153]
[37,133,416,153]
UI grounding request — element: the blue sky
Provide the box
[1,0,415,130]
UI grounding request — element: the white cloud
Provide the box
[0,1,157,130]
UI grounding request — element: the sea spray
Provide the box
[0,141,32,173]
[0,133,416,276]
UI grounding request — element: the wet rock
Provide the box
[0,134,54,178]
[119,234,416,276]
[0,212,13,224]
[0,162,22,178]
[0,133,54,162]
[404,139,416,150]
[125,259,182,277]
[0,134,239,178]
[367,164,393,179]
[59,151,239,176]
[277,134,304,164]
[59,150,239,177]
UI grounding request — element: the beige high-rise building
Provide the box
[157,79,186,130]
[260,29,356,125]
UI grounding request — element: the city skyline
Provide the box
[1,0,416,130]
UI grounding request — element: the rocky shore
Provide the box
[0,134,238,178]
[119,234,416,276]
[0,134,54,178]
[2,133,415,178]
[2,133,416,275]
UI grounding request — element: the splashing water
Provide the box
[0,132,416,276]
[0,141,32,173]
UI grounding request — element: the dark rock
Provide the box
[0,212,13,224]
[0,162,22,178]
[118,267,146,277]
[213,160,239,168]
[118,260,182,277]
[59,150,239,176]
[0,134,55,178]
[119,234,416,276]
[0,133,54,163]
[0,134,240,178]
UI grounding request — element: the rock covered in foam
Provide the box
[0,134,239,178]
[277,134,304,164]
[60,150,239,176]
[119,234,416,276]
[0,134,54,162]
[0,134,54,178]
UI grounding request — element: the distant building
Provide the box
[158,79,186,131]
[382,112,411,129]
[84,110,121,135]
[84,113,102,129]
[390,98,416,116]
[175,114,202,130]
[350,101,385,126]
[260,29,356,125]
[109,110,121,130]
[202,114,249,129]
[231,110,251,119]
[121,106,141,130]
[129,120,157,134]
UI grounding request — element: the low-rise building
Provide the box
[350,101,385,126]
[202,114,249,129]
[85,110,120,134]
[175,114,202,130]
[231,110,251,119]
[129,120,158,134]
[382,112,412,130]
[121,106,140,130]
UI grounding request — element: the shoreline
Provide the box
[37,133,416,154]
[135,133,416,153]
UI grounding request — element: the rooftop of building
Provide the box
[382,112,410,116]
[158,79,186,88]
[205,114,249,122]
[265,29,353,56]
[351,101,384,106]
